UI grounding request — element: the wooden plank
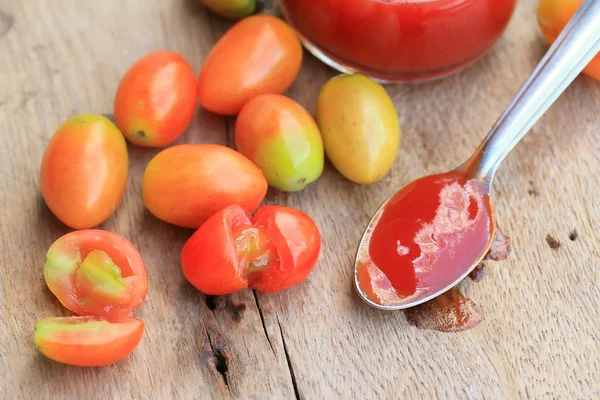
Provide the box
[0,0,293,398]
[1,0,599,399]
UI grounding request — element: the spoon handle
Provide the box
[463,0,600,182]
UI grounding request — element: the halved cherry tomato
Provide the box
[44,230,148,321]
[114,50,198,147]
[197,15,303,115]
[40,114,128,229]
[34,316,144,367]
[537,0,600,80]
[142,144,268,228]
[181,204,321,295]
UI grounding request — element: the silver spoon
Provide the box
[354,0,600,310]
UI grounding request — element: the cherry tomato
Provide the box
[200,0,257,19]
[142,144,268,228]
[316,74,401,184]
[235,94,324,192]
[181,204,321,295]
[197,15,303,115]
[34,316,144,367]
[537,0,600,80]
[114,51,198,147]
[40,114,128,229]
[44,230,148,321]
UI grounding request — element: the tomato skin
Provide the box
[34,316,144,367]
[114,51,198,147]
[181,204,321,295]
[142,144,268,228]
[537,0,600,80]
[44,230,148,321]
[197,15,303,115]
[40,114,128,229]
[235,94,324,192]
[200,0,257,19]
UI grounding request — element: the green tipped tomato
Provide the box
[235,94,324,192]
[200,0,257,19]
[34,316,144,367]
[44,230,147,321]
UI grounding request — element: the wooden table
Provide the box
[1,0,599,398]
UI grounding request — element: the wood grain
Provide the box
[1,0,599,399]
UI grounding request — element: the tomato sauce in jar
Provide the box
[280,0,517,82]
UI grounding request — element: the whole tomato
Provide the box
[199,0,257,19]
[34,316,144,367]
[44,230,148,321]
[537,0,600,80]
[40,114,128,229]
[235,94,324,192]
[142,144,268,228]
[114,51,198,147]
[181,204,321,295]
[197,15,303,115]
[316,74,401,184]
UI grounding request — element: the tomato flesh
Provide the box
[44,230,147,321]
[181,204,321,295]
[234,225,280,282]
[34,316,144,367]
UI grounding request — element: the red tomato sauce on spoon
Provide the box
[356,172,494,307]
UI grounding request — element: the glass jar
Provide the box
[279,0,518,82]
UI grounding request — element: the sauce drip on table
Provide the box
[356,172,494,307]
[404,228,511,333]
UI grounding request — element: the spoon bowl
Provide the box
[354,0,600,310]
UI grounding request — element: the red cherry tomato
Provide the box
[114,50,198,147]
[44,230,148,321]
[181,204,321,295]
[34,316,144,367]
[40,114,128,229]
[197,15,303,115]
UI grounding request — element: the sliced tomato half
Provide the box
[44,230,148,321]
[34,316,144,367]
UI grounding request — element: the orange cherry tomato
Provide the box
[235,94,324,192]
[142,144,268,228]
[114,50,198,147]
[537,0,600,80]
[40,114,128,229]
[197,15,303,115]
[34,316,144,367]
[181,204,321,295]
[44,230,148,321]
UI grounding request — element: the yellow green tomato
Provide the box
[199,0,257,19]
[316,74,401,184]
[235,94,324,192]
